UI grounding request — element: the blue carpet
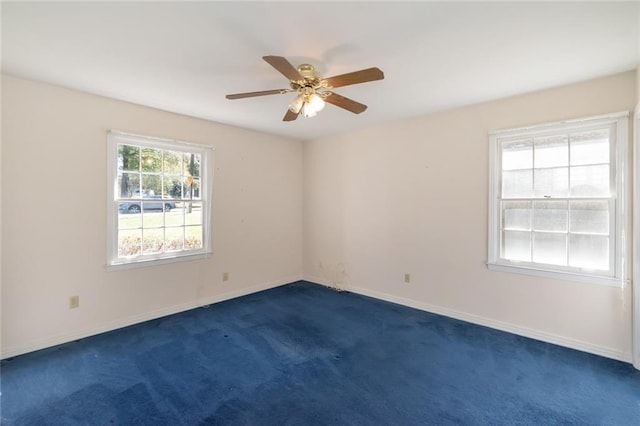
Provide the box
[1,281,639,425]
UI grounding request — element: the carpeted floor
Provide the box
[1,281,639,425]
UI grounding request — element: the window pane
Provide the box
[183,153,201,177]
[186,202,202,225]
[502,230,531,261]
[163,176,183,199]
[186,226,203,249]
[141,175,162,196]
[503,169,533,198]
[568,234,609,270]
[502,139,532,170]
[118,230,141,257]
[182,179,197,200]
[192,154,201,178]
[570,165,609,197]
[118,172,140,198]
[533,167,568,198]
[118,210,141,229]
[142,208,165,228]
[165,207,185,227]
[569,201,609,234]
[141,148,163,172]
[143,229,164,254]
[118,144,139,172]
[534,135,568,168]
[181,184,190,200]
[163,150,183,174]
[192,178,201,200]
[502,201,531,230]
[570,129,609,166]
[533,232,566,266]
[165,227,185,252]
[533,201,567,232]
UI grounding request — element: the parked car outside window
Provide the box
[119,194,176,213]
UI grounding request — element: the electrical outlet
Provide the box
[69,296,80,309]
[404,273,411,284]
[223,272,229,282]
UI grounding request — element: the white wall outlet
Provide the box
[223,272,229,282]
[69,296,80,309]
[404,273,411,284]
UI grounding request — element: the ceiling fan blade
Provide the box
[323,67,384,88]
[324,92,368,114]
[263,56,304,81]
[283,109,299,121]
[226,89,290,100]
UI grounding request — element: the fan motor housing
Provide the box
[290,64,322,90]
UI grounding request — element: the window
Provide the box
[107,131,212,268]
[488,112,629,286]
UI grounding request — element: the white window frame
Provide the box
[488,112,629,287]
[106,130,213,269]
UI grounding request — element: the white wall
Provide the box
[1,75,303,358]
[2,70,637,362]
[304,71,637,361]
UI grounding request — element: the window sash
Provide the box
[498,198,615,276]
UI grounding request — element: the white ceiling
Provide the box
[2,1,639,141]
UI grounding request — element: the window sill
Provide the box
[106,251,212,271]
[487,262,627,288]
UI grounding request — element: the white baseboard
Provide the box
[302,274,342,291]
[1,276,301,359]
[303,276,631,363]
[5,276,630,363]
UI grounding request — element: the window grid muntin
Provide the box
[108,131,210,267]
[116,143,204,257]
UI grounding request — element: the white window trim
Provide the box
[487,111,629,287]
[106,130,214,270]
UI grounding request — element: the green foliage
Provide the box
[141,147,163,172]
[118,144,201,198]
[165,179,187,198]
[118,145,139,171]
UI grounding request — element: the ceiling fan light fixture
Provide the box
[288,94,304,113]
[301,102,318,118]
[308,93,325,112]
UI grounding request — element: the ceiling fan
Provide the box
[226,56,384,121]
